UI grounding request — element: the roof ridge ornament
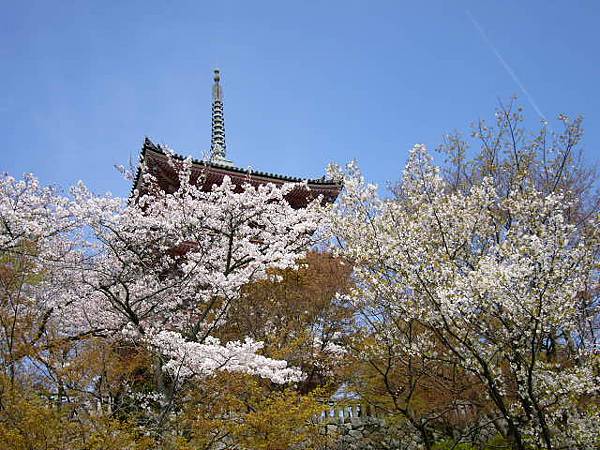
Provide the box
[210,69,233,166]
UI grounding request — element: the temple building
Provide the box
[133,70,341,208]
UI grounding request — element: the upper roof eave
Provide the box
[131,137,342,196]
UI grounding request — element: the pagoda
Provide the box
[132,70,341,208]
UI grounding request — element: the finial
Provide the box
[210,69,232,166]
[212,68,223,102]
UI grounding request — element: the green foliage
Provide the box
[482,434,512,449]
[432,440,477,450]
[0,375,156,450]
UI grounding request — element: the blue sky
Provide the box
[1,1,599,196]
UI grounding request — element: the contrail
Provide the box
[466,10,546,121]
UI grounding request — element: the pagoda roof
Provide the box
[132,138,342,209]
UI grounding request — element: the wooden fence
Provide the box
[318,402,382,424]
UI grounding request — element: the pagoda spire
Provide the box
[210,69,232,165]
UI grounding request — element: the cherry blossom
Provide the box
[1,154,327,385]
[329,144,600,448]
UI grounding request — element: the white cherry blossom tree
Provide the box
[330,144,600,449]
